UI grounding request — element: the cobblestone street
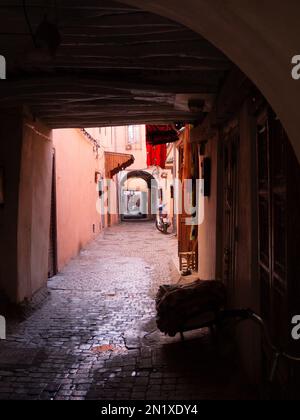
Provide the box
[0,222,253,400]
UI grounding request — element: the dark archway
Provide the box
[120,170,158,221]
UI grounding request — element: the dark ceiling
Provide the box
[0,0,232,128]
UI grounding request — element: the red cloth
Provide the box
[146,124,177,169]
[147,143,167,169]
[146,124,179,146]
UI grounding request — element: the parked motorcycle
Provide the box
[156,203,171,234]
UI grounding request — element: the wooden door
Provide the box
[222,130,239,297]
[257,111,288,348]
[178,146,191,254]
[256,107,300,394]
[178,144,198,264]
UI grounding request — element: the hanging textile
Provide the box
[146,125,179,146]
[146,143,167,169]
[146,124,179,169]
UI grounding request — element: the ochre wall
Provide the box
[86,125,147,170]
[18,118,53,302]
[188,105,261,382]
[0,111,53,304]
[53,129,103,271]
[124,178,148,192]
[191,127,220,280]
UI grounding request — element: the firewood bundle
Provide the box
[156,280,226,337]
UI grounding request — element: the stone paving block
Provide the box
[0,223,253,400]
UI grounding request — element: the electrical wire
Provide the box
[22,0,37,48]
[25,123,52,141]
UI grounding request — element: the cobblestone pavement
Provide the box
[0,222,254,400]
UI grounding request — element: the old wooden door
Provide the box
[257,110,289,347]
[222,129,239,298]
[178,146,191,254]
[255,106,300,394]
[178,143,199,265]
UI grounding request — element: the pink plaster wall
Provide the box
[191,127,220,280]
[53,129,103,271]
[18,118,53,302]
[0,111,53,304]
[86,125,147,170]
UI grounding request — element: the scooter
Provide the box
[156,203,171,234]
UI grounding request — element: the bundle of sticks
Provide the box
[156,280,226,337]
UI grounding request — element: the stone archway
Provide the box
[123,0,300,163]
[120,170,159,221]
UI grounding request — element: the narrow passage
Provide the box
[0,222,252,400]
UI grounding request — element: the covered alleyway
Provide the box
[0,222,253,400]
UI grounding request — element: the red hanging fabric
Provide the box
[146,124,177,169]
[146,143,167,169]
[146,124,179,146]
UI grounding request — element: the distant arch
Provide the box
[120,170,159,220]
[120,170,157,190]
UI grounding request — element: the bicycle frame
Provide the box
[216,309,300,383]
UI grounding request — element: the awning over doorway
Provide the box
[146,125,179,146]
[145,125,179,169]
[105,152,135,179]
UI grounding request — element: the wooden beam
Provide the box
[59,29,200,45]
[53,40,226,59]
[0,1,229,130]
[26,58,229,72]
[0,74,220,97]
[190,68,254,143]
[62,11,181,28]
[42,113,200,129]
[0,40,227,62]
[0,9,180,31]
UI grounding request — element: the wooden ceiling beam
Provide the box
[53,40,226,59]
[59,30,200,45]
[0,1,230,129]
[0,30,198,47]
[0,9,179,29]
[61,12,181,28]
[41,114,201,129]
[0,75,220,96]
